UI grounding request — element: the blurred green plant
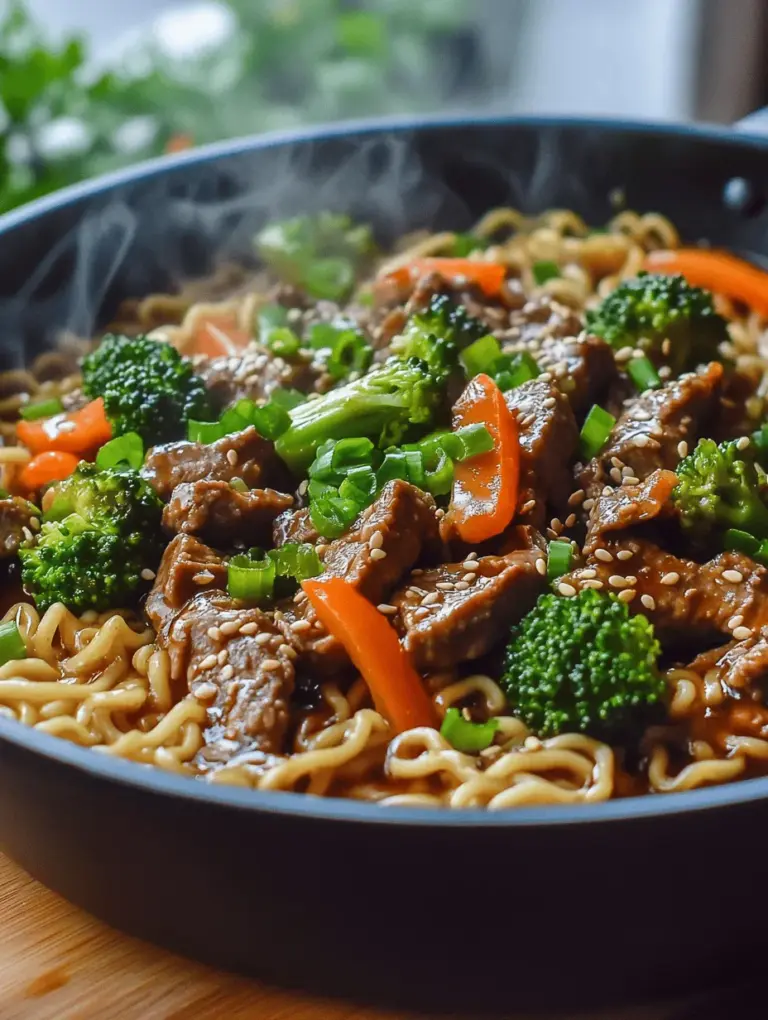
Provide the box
[0,0,475,214]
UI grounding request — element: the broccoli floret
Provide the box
[585,272,729,376]
[82,334,211,445]
[275,356,443,473]
[19,463,164,612]
[671,437,768,543]
[256,212,375,301]
[501,589,665,741]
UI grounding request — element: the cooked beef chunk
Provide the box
[162,481,292,545]
[0,496,35,557]
[687,628,768,691]
[502,378,578,529]
[537,334,617,417]
[564,539,768,644]
[283,480,439,672]
[142,426,283,500]
[198,348,328,409]
[145,533,226,637]
[581,362,723,491]
[583,469,678,554]
[392,548,546,670]
[711,368,762,442]
[168,591,295,760]
[272,507,319,548]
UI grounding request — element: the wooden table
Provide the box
[0,854,737,1020]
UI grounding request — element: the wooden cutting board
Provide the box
[0,853,715,1020]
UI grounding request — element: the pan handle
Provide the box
[735,108,768,134]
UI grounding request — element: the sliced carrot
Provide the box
[191,314,251,357]
[16,398,112,457]
[302,577,436,734]
[385,258,506,297]
[19,451,79,491]
[443,373,520,544]
[645,248,768,317]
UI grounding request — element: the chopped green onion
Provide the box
[219,405,252,435]
[0,620,26,665]
[331,436,375,470]
[230,478,249,493]
[267,542,322,582]
[338,465,377,504]
[627,355,661,392]
[265,326,301,357]
[403,449,425,488]
[756,540,768,567]
[579,404,616,460]
[460,334,502,377]
[440,707,499,752]
[456,423,494,460]
[188,420,225,444]
[548,539,574,582]
[451,232,487,257]
[309,493,359,538]
[304,257,355,301]
[227,553,276,602]
[251,401,292,440]
[532,260,561,285]
[96,432,144,470]
[377,450,409,488]
[495,351,540,391]
[423,449,454,496]
[724,529,761,557]
[257,303,289,331]
[19,397,64,421]
[270,388,306,411]
[308,322,372,380]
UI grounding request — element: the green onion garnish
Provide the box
[724,528,761,557]
[0,620,26,665]
[440,707,499,752]
[532,260,561,285]
[19,397,64,421]
[227,553,276,602]
[423,449,454,495]
[270,388,306,411]
[547,539,574,582]
[304,257,355,301]
[460,334,502,377]
[188,420,225,444]
[309,493,360,538]
[579,404,616,460]
[265,327,301,357]
[495,351,540,391]
[95,432,144,471]
[267,542,323,582]
[455,422,494,459]
[627,355,661,392]
[451,232,488,257]
[308,322,372,380]
[250,401,292,441]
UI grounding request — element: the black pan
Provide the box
[1,115,768,1015]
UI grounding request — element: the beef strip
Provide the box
[198,347,329,409]
[168,590,295,761]
[564,539,768,644]
[501,378,579,529]
[142,426,284,500]
[504,295,583,348]
[0,497,35,557]
[272,507,318,548]
[536,334,617,417]
[281,480,439,673]
[162,481,292,545]
[583,469,678,554]
[687,628,768,691]
[145,533,227,639]
[581,362,723,492]
[392,548,546,670]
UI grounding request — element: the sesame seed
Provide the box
[722,569,744,583]
[414,607,430,618]
[662,338,672,356]
[583,498,595,511]
[543,396,557,409]
[57,420,76,433]
[219,620,241,636]
[290,618,312,631]
[193,570,215,584]
[368,531,383,550]
[29,516,40,531]
[609,468,622,484]
[278,643,294,657]
[436,581,455,591]
[615,346,633,362]
[622,476,641,486]
[461,572,477,584]
[141,568,156,581]
[634,435,650,447]
[594,548,614,562]
[262,659,281,671]
[558,582,577,597]
[581,568,597,579]
[550,517,563,532]
[581,579,604,590]
[293,591,307,604]
[737,436,750,451]
[221,664,234,681]
[641,594,656,611]
[369,548,387,561]
[255,632,273,645]
[411,568,424,576]
[631,348,645,359]
[632,410,652,422]
[521,499,537,514]
[21,527,33,542]
[462,560,477,571]
[198,654,217,671]
[453,581,470,591]
[240,622,259,635]
[733,626,752,641]
[727,615,744,630]
[217,649,228,665]
[194,682,217,700]
[298,480,309,496]
[660,572,680,585]
[608,575,630,589]
[207,626,221,641]
[466,551,478,561]
[535,558,547,576]
[422,592,440,606]
[602,486,614,496]
[616,549,633,561]
[611,457,624,469]
[568,489,585,506]
[565,513,577,528]
[226,449,238,466]
[435,509,445,519]
[677,441,688,458]
[377,604,397,615]
[618,589,636,603]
